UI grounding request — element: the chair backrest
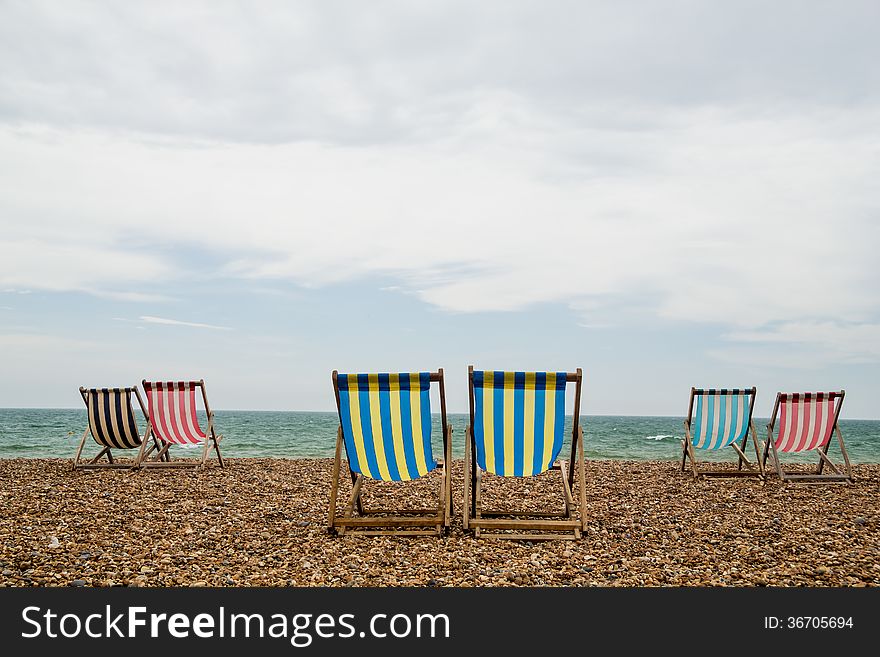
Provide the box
[769,391,844,453]
[142,380,209,445]
[469,370,579,477]
[687,387,756,450]
[334,371,443,482]
[79,387,144,449]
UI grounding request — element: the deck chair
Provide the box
[463,367,586,541]
[762,391,852,483]
[328,370,452,537]
[74,386,160,469]
[137,380,225,469]
[681,387,763,478]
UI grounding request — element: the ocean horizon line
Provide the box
[2,408,877,463]
[2,407,880,422]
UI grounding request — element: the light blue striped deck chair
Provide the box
[681,387,763,478]
[464,367,586,540]
[328,370,452,537]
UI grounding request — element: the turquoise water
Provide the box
[0,409,877,463]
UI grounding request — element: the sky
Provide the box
[1,1,878,417]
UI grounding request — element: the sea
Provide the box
[1,409,877,463]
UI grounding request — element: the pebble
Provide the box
[0,458,876,588]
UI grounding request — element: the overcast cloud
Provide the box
[1,1,878,412]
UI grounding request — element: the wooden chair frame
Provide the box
[327,369,453,537]
[74,386,162,470]
[681,387,763,479]
[762,390,852,483]
[463,367,586,541]
[136,379,225,470]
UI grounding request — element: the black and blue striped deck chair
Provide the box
[328,370,452,537]
[681,387,763,479]
[74,386,161,469]
[464,367,586,540]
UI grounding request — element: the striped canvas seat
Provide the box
[336,372,436,482]
[74,385,153,470]
[329,369,451,537]
[763,390,850,483]
[82,387,144,449]
[690,388,755,450]
[471,370,568,476]
[143,381,208,446]
[138,379,224,469]
[680,386,762,478]
[464,367,586,540]
[773,392,840,453]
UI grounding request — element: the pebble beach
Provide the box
[1,458,878,587]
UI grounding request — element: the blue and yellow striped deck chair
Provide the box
[74,386,160,469]
[464,367,586,540]
[681,387,763,479]
[328,370,452,537]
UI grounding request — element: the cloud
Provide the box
[0,1,877,368]
[139,315,231,331]
[722,321,880,364]
[0,333,99,351]
[2,2,878,144]
[0,238,169,298]
[1,101,878,332]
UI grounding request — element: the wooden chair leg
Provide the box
[436,467,446,535]
[350,471,365,515]
[815,447,844,476]
[198,435,211,469]
[762,427,773,475]
[445,426,453,527]
[88,447,110,465]
[560,465,580,539]
[770,441,785,481]
[339,475,365,538]
[214,437,225,468]
[146,443,170,464]
[328,429,343,532]
[682,440,699,478]
[731,442,751,469]
[474,468,483,538]
[345,475,364,518]
[134,430,151,467]
[752,426,764,476]
[73,428,89,470]
[559,459,573,517]
[463,428,471,531]
[577,426,587,531]
[680,422,689,472]
[835,426,853,480]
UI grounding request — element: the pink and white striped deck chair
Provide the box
[762,391,851,482]
[137,380,225,469]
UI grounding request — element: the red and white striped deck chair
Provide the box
[762,391,852,483]
[137,380,225,469]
